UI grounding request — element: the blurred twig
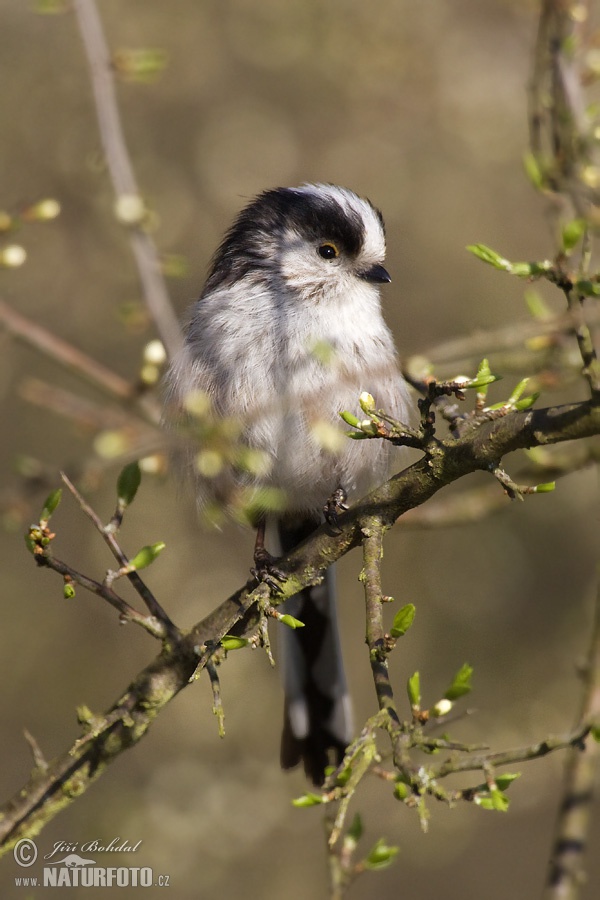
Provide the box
[529,0,600,215]
[528,3,600,896]
[0,298,133,401]
[73,0,182,359]
[543,571,600,900]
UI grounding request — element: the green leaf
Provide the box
[117,462,141,508]
[495,772,521,790]
[444,663,473,701]
[514,393,540,411]
[41,488,62,523]
[220,635,249,651]
[468,373,500,389]
[24,534,37,555]
[292,792,324,808]
[590,726,600,743]
[407,671,421,708]
[476,788,509,812]
[364,838,399,870]
[467,244,512,271]
[129,541,166,570]
[390,603,416,638]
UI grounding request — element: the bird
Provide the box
[165,183,412,784]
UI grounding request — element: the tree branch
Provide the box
[2,396,599,851]
[73,0,182,360]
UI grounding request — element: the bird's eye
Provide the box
[317,242,339,260]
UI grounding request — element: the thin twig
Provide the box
[434,725,591,780]
[0,298,134,401]
[73,0,182,360]
[35,551,166,639]
[60,472,179,640]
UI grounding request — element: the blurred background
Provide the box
[1,0,599,898]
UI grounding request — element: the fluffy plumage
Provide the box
[165,184,411,782]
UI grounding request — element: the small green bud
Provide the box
[561,218,586,252]
[364,839,399,870]
[507,378,529,404]
[444,663,473,701]
[523,151,544,190]
[340,410,362,428]
[76,704,94,726]
[513,393,540,411]
[117,462,141,509]
[393,782,410,800]
[359,392,376,414]
[532,481,556,493]
[40,488,62,524]
[279,614,305,629]
[24,534,37,555]
[129,541,166,570]
[63,583,76,599]
[220,635,249,651]
[407,671,421,708]
[390,603,416,638]
[292,792,324,808]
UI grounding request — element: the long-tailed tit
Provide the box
[165,183,411,784]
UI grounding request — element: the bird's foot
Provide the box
[323,487,349,534]
[251,547,286,593]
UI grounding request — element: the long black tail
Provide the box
[273,517,353,786]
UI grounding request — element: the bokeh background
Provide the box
[1,1,599,898]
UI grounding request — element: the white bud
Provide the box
[0,244,26,267]
[114,193,147,225]
[432,698,453,717]
[143,339,167,365]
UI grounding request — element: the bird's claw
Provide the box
[251,548,286,593]
[323,487,349,534]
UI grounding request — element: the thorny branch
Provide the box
[3,393,599,853]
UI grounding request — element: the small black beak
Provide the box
[358,263,391,284]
